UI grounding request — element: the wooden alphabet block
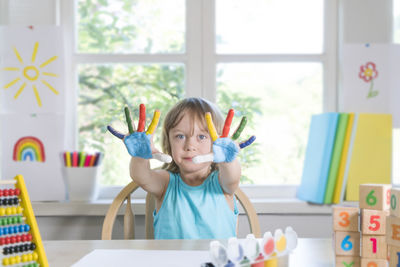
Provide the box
[360,258,387,267]
[390,188,400,217]
[336,256,360,267]
[333,206,360,232]
[389,245,400,267]
[361,209,388,235]
[361,235,387,259]
[335,231,360,256]
[386,216,400,247]
[359,184,391,211]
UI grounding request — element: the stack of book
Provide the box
[297,113,392,204]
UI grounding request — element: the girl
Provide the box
[108,98,251,239]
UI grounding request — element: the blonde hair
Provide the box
[161,97,224,173]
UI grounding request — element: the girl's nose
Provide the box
[184,138,196,151]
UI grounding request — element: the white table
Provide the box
[43,238,334,267]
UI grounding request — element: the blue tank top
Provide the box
[153,170,238,239]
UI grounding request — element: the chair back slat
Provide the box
[124,194,135,239]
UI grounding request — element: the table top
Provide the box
[43,238,334,267]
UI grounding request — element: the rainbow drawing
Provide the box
[13,136,46,162]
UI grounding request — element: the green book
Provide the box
[323,113,350,204]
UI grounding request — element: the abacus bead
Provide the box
[17,206,23,213]
[22,254,28,262]
[3,227,8,235]
[3,257,9,265]
[0,190,3,197]
[30,243,36,250]
[5,236,10,244]
[21,234,26,242]
[0,208,5,216]
[18,225,24,232]
[8,226,14,234]
[0,218,5,226]
[32,252,38,260]
[14,188,20,196]
[11,207,17,214]
[24,225,30,232]
[12,198,18,205]
[3,247,8,255]
[2,199,7,206]
[8,189,13,196]
[27,233,32,241]
[17,216,22,223]
[10,256,16,265]
[10,236,15,244]
[13,226,18,233]
[27,254,33,261]
[6,207,11,215]
[3,189,8,196]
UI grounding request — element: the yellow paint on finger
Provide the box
[146,110,160,135]
[205,113,218,142]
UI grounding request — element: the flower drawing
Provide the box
[358,62,379,98]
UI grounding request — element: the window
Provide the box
[69,0,334,190]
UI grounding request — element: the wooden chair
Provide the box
[101,181,261,240]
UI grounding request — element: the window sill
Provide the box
[31,199,358,216]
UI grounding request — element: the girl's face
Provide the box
[169,112,212,175]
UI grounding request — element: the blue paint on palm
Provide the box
[213,138,239,163]
[123,132,152,159]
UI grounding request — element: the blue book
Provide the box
[297,113,339,204]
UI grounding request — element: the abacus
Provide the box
[0,175,48,267]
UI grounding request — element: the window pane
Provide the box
[78,64,185,185]
[217,63,322,184]
[216,0,323,54]
[77,0,185,53]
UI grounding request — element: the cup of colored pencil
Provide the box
[62,151,102,167]
[61,151,103,202]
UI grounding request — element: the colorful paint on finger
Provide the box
[146,110,160,135]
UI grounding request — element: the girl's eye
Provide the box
[176,134,185,139]
[198,135,207,140]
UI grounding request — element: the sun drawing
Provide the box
[2,42,59,107]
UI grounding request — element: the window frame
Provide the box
[60,0,338,199]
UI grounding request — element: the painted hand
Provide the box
[107,104,172,163]
[193,109,256,164]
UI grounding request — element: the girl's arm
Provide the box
[129,157,169,199]
[218,157,241,195]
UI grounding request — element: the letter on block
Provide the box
[386,216,400,247]
[335,231,360,256]
[333,206,359,232]
[361,209,388,235]
[390,188,400,217]
[389,245,400,267]
[335,256,360,267]
[360,258,388,267]
[359,184,391,211]
[361,235,387,259]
